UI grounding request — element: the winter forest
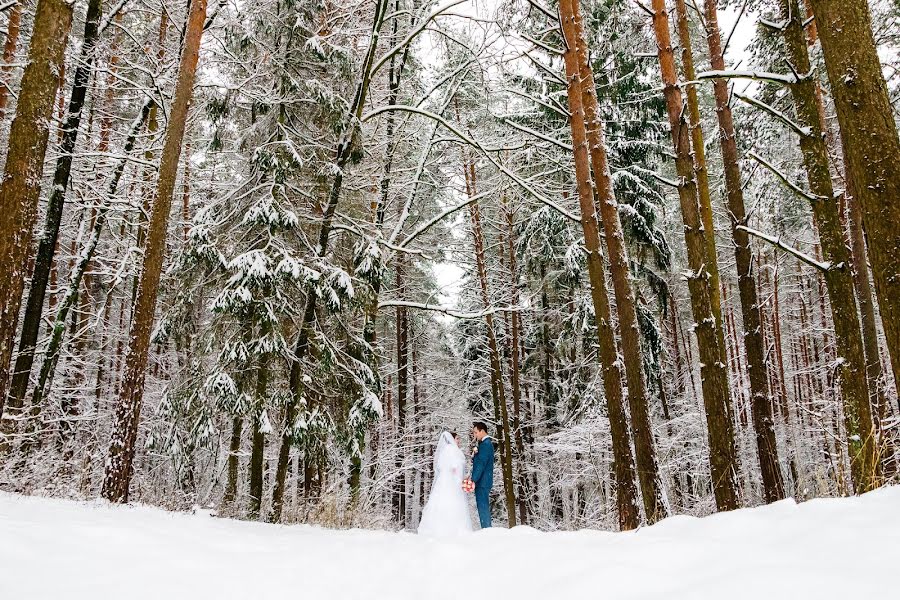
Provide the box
[0,0,899,539]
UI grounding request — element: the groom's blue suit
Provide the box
[471,436,495,528]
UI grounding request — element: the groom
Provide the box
[470,421,495,528]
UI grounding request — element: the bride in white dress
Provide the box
[417,431,473,536]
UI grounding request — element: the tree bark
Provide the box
[7,0,105,409]
[560,0,641,530]
[101,0,209,502]
[394,258,409,527]
[502,191,529,525]
[778,0,878,493]
[0,0,74,419]
[807,0,900,398]
[649,0,740,511]
[566,0,668,523]
[0,0,23,120]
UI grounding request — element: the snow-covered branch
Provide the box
[378,300,524,320]
[525,0,558,21]
[521,33,565,56]
[748,151,824,203]
[503,119,572,151]
[737,226,831,271]
[398,190,490,248]
[370,0,467,77]
[734,92,811,137]
[695,69,799,86]
[362,104,581,223]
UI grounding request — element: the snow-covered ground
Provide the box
[1,488,898,599]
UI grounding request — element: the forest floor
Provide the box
[1,487,897,599]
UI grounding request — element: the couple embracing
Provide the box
[417,422,495,536]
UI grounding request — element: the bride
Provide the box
[417,431,473,536]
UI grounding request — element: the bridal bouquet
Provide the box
[462,478,475,493]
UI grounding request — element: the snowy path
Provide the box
[1,488,898,599]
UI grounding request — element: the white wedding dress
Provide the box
[417,432,473,536]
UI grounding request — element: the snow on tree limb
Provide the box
[694,69,801,85]
[370,0,468,78]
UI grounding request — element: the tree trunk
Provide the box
[649,0,740,511]
[843,153,892,429]
[223,416,243,507]
[249,362,268,520]
[807,0,900,398]
[566,0,669,523]
[7,0,105,409]
[0,0,74,419]
[778,0,878,493]
[697,0,786,503]
[460,150,517,527]
[101,0,209,502]
[672,0,726,362]
[31,101,153,410]
[502,190,529,525]
[394,258,409,527]
[560,0,641,530]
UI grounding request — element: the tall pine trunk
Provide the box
[778,0,877,493]
[566,0,668,523]
[560,0,641,530]
[101,0,209,502]
[0,0,74,419]
[671,0,726,364]
[649,0,740,511]
[807,0,900,398]
[697,0,785,502]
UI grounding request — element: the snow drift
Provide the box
[1,487,897,599]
